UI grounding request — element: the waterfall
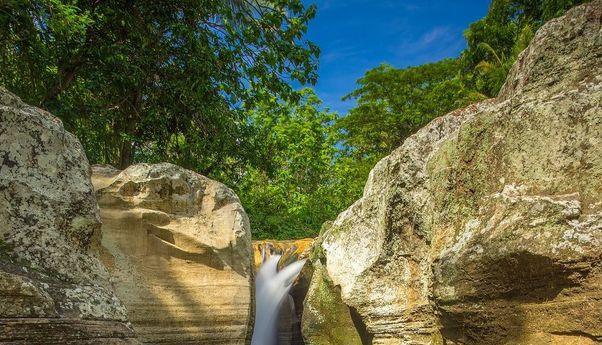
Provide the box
[251,254,306,345]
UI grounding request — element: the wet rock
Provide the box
[301,257,363,345]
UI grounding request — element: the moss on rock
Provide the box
[301,261,363,345]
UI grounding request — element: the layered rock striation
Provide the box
[0,88,138,344]
[304,2,602,344]
[92,163,254,345]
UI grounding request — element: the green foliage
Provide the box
[0,0,587,240]
[237,89,356,239]
[338,59,480,160]
[461,0,585,96]
[0,0,319,172]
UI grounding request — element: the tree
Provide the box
[237,89,342,239]
[0,0,319,171]
[337,59,479,160]
[473,24,533,94]
[461,0,586,96]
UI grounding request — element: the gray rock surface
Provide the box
[304,2,602,344]
[0,88,138,344]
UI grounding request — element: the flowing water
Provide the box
[251,254,306,345]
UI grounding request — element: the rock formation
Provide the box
[303,2,602,344]
[0,88,138,344]
[301,256,364,345]
[253,238,314,270]
[92,163,254,345]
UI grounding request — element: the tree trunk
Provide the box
[41,64,80,107]
[118,139,133,169]
[117,92,142,169]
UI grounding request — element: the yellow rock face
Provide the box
[253,238,315,270]
[92,163,254,345]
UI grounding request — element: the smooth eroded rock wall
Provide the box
[92,163,254,345]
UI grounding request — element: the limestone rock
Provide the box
[301,251,364,345]
[306,2,602,344]
[92,163,254,345]
[0,88,138,344]
[253,238,314,270]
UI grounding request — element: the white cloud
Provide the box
[391,26,465,63]
[420,27,451,46]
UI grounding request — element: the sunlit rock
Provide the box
[0,88,138,344]
[92,163,254,345]
[253,238,314,270]
[305,2,602,344]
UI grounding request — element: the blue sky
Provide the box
[301,0,491,114]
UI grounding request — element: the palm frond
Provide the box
[477,42,503,66]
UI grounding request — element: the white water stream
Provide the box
[251,254,306,345]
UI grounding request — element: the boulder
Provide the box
[304,2,602,344]
[0,88,138,344]
[92,163,254,345]
[301,247,364,345]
